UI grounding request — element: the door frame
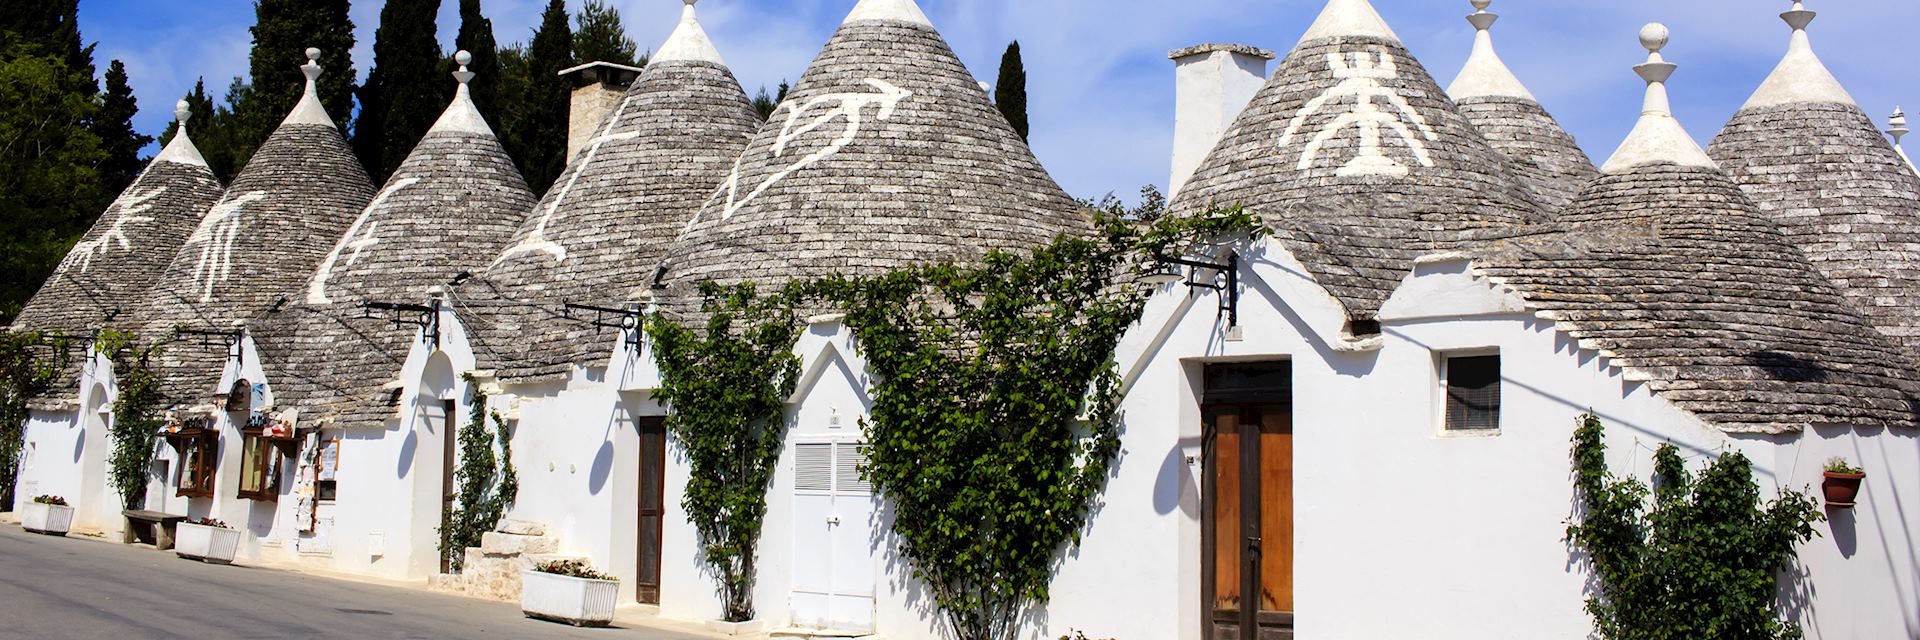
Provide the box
[439,398,457,574]
[1200,361,1293,639]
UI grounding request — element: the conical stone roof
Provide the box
[462,0,760,384]
[1446,0,1596,212]
[14,103,224,410]
[658,0,1088,297]
[16,103,224,335]
[135,50,377,406]
[1468,25,1920,433]
[1705,2,1920,358]
[260,54,537,426]
[1173,0,1543,323]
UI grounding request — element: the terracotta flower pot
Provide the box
[1822,471,1865,508]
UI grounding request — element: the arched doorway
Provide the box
[77,383,113,532]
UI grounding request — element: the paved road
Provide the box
[0,525,708,640]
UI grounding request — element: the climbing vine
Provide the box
[0,331,62,512]
[647,281,807,622]
[1567,414,1823,640]
[440,373,520,573]
[96,330,164,510]
[817,205,1263,640]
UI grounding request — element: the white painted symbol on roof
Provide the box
[187,191,268,303]
[308,177,421,305]
[62,186,167,274]
[1277,47,1437,177]
[711,78,913,222]
[495,98,643,267]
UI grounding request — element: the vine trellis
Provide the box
[0,330,62,512]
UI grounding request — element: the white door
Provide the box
[791,439,876,632]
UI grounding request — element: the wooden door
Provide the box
[636,416,667,604]
[1203,363,1293,640]
[439,399,457,574]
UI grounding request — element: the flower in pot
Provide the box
[175,517,242,564]
[1822,458,1866,508]
[522,559,619,627]
[22,495,75,536]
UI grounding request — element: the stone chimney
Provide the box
[1168,44,1275,199]
[558,61,646,161]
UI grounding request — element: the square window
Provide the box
[175,432,219,498]
[1444,354,1501,431]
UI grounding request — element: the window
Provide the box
[315,438,340,502]
[1443,354,1501,432]
[175,431,219,498]
[236,429,287,501]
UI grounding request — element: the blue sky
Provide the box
[75,0,1920,203]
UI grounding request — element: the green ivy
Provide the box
[0,330,61,512]
[647,281,807,622]
[1567,414,1823,640]
[817,205,1263,640]
[96,330,163,510]
[440,373,520,573]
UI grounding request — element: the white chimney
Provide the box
[1169,44,1276,199]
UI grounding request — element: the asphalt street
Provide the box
[0,525,709,640]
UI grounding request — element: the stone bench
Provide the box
[122,510,187,550]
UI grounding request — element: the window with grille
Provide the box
[1444,354,1501,432]
[236,429,287,501]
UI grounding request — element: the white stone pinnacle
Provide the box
[282,47,336,128]
[154,98,209,168]
[1299,0,1401,46]
[1891,107,1920,177]
[845,0,932,27]
[430,49,495,137]
[653,0,727,65]
[1742,0,1855,109]
[1447,0,1536,101]
[1601,24,1718,174]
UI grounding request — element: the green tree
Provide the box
[749,80,790,121]
[449,0,504,124]
[0,0,96,95]
[227,0,357,170]
[1567,414,1823,640]
[0,39,106,324]
[355,0,445,182]
[505,0,575,194]
[93,60,152,196]
[572,0,640,67]
[994,41,1028,142]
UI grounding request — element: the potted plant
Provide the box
[175,518,242,564]
[522,560,619,627]
[1822,458,1866,508]
[21,496,74,537]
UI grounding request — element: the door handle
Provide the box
[1247,536,1262,553]
[827,515,842,525]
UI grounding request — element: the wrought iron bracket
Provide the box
[1152,248,1241,329]
[563,302,646,353]
[176,328,247,366]
[358,299,442,348]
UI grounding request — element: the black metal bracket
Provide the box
[1153,248,1241,329]
[563,302,646,353]
[358,299,441,348]
[176,328,247,366]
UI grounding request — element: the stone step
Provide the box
[479,531,557,556]
[497,519,547,536]
[769,629,884,640]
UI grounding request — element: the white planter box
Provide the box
[175,523,241,564]
[707,619,769,636]
[21,503,74,536]
[521,570,619,627]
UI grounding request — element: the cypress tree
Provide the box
[511,0,575,194]
[0,0,105,324]
[93,60,152,196]
[572,0,639,68]
[355,0,446,182]
[451,0,503,124]
[229,0,358,170]
[994,41,1029,142]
